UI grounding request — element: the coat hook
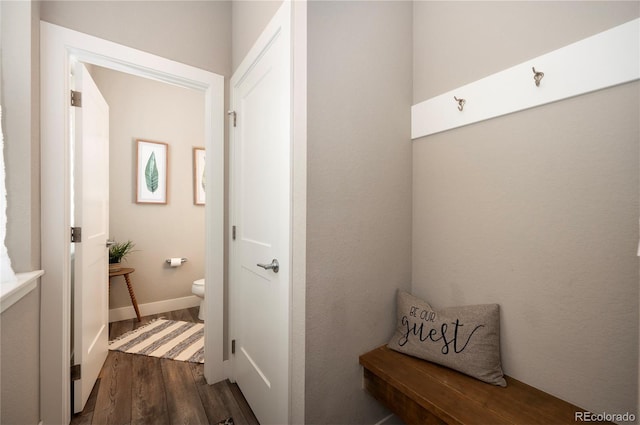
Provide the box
[454,96,466,111]
[532,67,544,87]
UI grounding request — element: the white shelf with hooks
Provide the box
[412,18,640,139]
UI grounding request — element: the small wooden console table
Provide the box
[108,267,141,322]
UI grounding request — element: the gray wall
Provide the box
[414,1,640,102]
[413,1,639,416]
[1,1,41,424]
[89,66,205,311]
[5,1,637,423]
[231,0,283,72]
[40,0,231,77]
[0,290,41,425]
[306,2,413,423]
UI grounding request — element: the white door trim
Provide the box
[40,21,225,425]
[290,1,307,422]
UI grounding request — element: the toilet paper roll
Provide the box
[170,258,182,267]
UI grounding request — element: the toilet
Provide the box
[192,278,205,320]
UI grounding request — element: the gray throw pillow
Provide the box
[388,290,507,387]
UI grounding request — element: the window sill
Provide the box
[1,270,44,313]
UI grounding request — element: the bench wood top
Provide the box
[360,345,605,425]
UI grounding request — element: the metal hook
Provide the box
[532,67,544,87]
[454,96,466,111]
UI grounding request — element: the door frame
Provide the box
[40,22,225,425]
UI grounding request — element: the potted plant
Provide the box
[109,240,136,272]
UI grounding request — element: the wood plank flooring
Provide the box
[71,307,259,425]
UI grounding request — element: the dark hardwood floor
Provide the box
[71,307,259,425]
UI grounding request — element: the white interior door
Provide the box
[72,62,110,413]
[230,3,291,424]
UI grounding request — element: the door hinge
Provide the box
[70,364,81,381]
[227,110,237,127]
[232,225,236,241]
[231,339,236,354]
[71,90,82,107]
[70,227,82,243]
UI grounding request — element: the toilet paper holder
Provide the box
[166,258,188,264]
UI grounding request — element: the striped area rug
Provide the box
[109,319,204,363]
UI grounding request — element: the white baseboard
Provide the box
[109,295,201,322]
[223,359,232,382]
[374,414,396,425]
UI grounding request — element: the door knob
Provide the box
[106,240,116,247]
[257,259,279,273]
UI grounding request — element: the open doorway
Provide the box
[40,22,224,424]
[69,62,210,413]
[87,65,207,322]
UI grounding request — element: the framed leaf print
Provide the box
[193,147,206,205]
[136,139,168,204]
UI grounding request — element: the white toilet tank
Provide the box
[192,278,205,296]
[192,279,205,320]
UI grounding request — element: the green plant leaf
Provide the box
[109,240,136,263]
[201,163,206,192]
[145,152,159,193]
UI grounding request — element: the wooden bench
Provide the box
[360,345,608,425]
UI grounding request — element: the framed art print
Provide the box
[136,139,168,204]
[193,147,206,205]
